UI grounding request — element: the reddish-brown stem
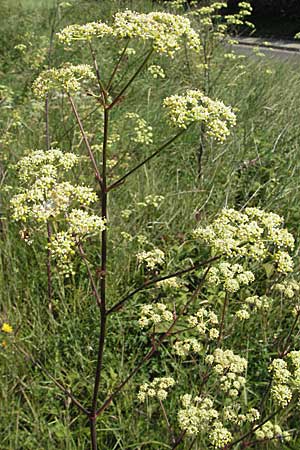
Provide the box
[68,95,103,188]
[108,48,154,110]
[89,42,107,105]
[107,254,222,315]
[106,39,130,92]
[89,107,109,450]
[106,129,186,192]
[221,408,283,450]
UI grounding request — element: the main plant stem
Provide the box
[90,107,109,450]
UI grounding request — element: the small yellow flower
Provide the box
[1,340,7,348]
[2,323,13,333]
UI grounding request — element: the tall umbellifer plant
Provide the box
[7,8,300,450]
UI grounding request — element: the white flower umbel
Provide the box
[136,248,165,270]
[57,11,200,57]
[193,208,295,272]
[137,377,175,402]
[138,303,173,329]
[163,89,236,141]
[33,64,96,98]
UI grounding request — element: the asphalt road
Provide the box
[234,37,300,61]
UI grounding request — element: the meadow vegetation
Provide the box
[1,1,300,449]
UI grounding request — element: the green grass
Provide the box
[1,1,300,449]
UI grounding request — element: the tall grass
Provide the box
[1,1,300,449]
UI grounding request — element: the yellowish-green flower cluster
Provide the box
[48,231,77,275]
[11,180,97,223]
[156,277,182,290]
[269,352,300,407]
[207,262,254,293]
[32,64,96,98]
[138,303,173,328]
[235,295,270,321]
[11,149,105,275]
[137,377,175,402]
[255,421,290,442]
[68,209,105,236]
[178,394,232,447]
[148,64,165,79]
[137,194,164,208]
[57,22,113,44]
[174,337,203,357]
[206,349,247,397]
[273,280,300,298]
[269,358,292,407]
[14,149,79,183]
[125,113,153,145]
[163,89,236,141]
[58,11,200,57]
[178,395,218,435]
[193,208,294,272]
[209,421,233,449]
[136,248,165,270]
[223,405,260,426]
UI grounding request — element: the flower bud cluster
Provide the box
[148,65,165,79]
[206,349,247,397]
[57,22,113,44]
[11,149,105,275]
[125,113,153,145]
[156,277,182,290]
[178,394,234,447]
[255,421,290,442]
[136,248,165,270]
[235,295,270,320]
[163,89,236,141]
[32,64,96,98]
[223,405,260,426]
[273,280,300,298]
[138,303,173,328]
[209,421,233,449]
[269,352,300,408]
[207,262,254,293]
[58,11,200,57]
[137,194,164,208]
[137,377,175,402]
[193,208,294,272]
[269,358,292,407]
[14,149,79,183]
[178,395,219,436]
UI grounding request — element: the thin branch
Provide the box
[222,408,283,450]
[107,254,222,315]
[96,270,210,417]
[14,343,89,415]
[106,39,130,92]
[68,95,103,188]
[106,129,187,192]
[159,399,176,445]
[108,48,154,110]
[89,42,107,104]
